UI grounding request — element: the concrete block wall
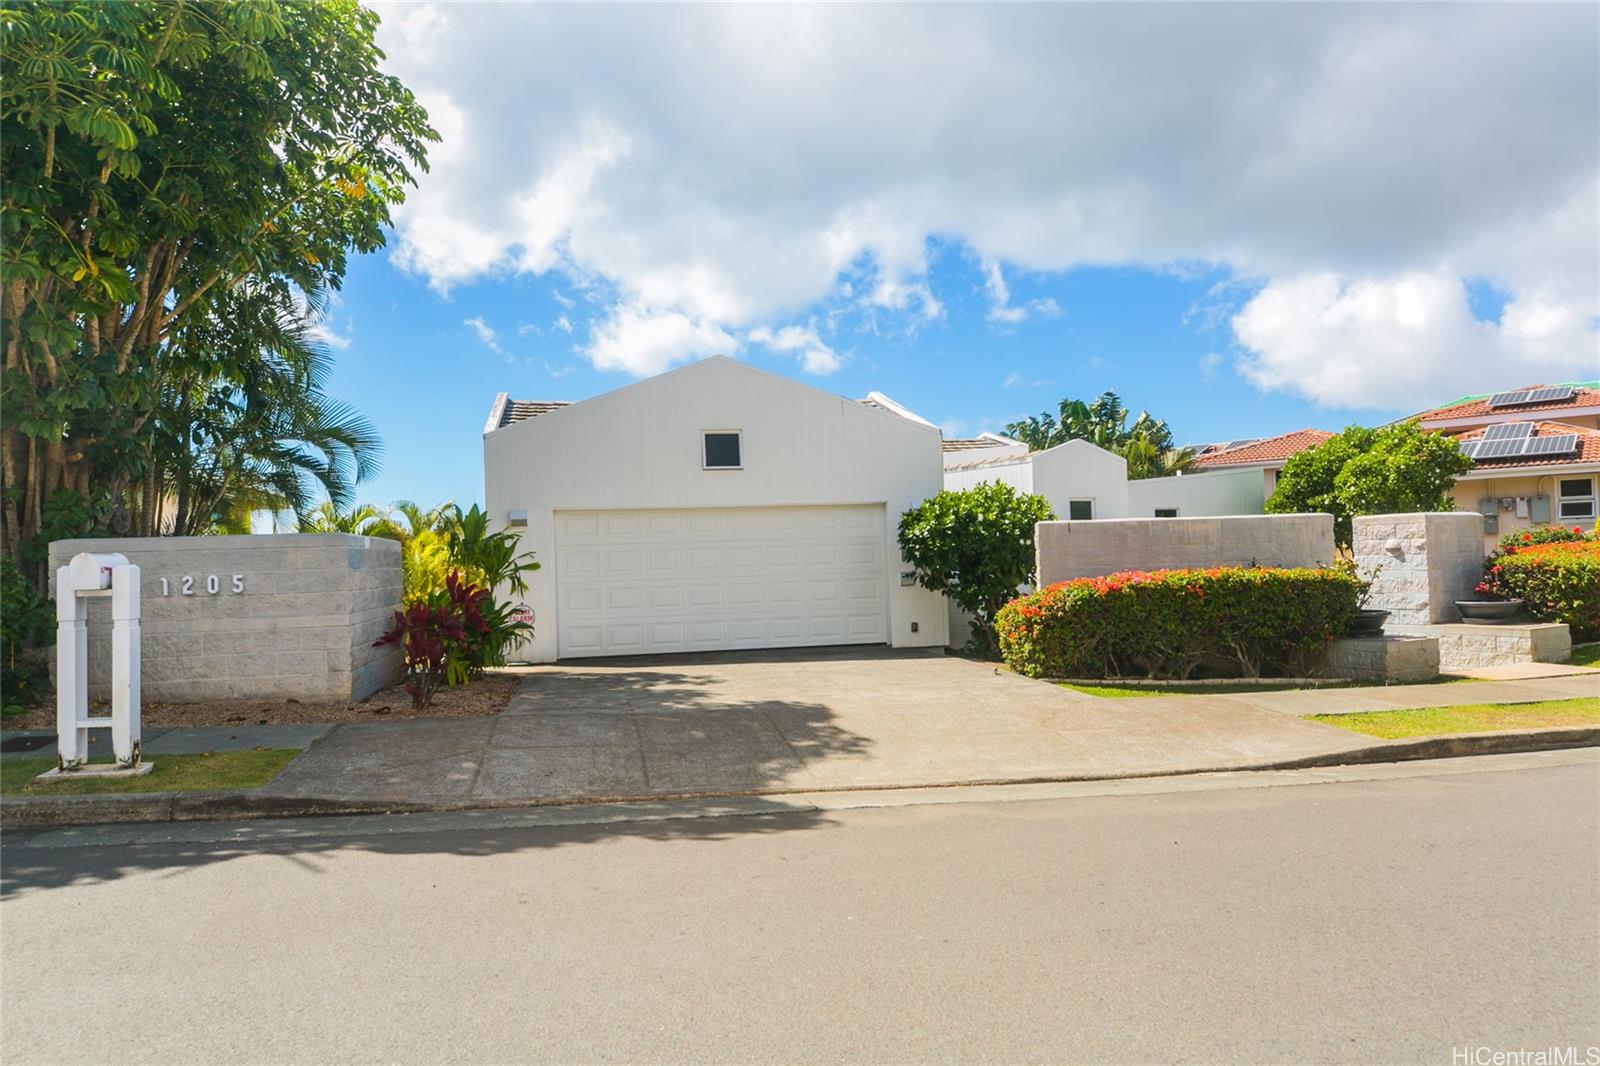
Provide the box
[1036,513,1337,584]
[1320,636,1440,683]
[1395,622,1573,671]
[1352,513,1485,626]
[49,534,403,702]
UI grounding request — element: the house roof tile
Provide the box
[1452,420,1600,470]
[1412,383,1600,423]
[1189,428,1334,469]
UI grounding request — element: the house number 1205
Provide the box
[159,575,246,596]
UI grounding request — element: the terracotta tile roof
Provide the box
[1451,420,1600,469]
[499,400,571,428]
[1412,383,1600,423]
[1189,428,1334,469]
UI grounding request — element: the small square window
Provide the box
[1068,499,1094,521]
[1154,508,1179,518]
[703,431,742,469]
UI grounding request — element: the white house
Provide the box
[482,357,950,662]
[1125,466,1267,518]
[942,437,1131,520]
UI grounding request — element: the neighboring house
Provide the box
[481,356,949,662]
[1405,383,1600,546]
[1186,428,1336,498]
[1124,466,1269,519]
[942,437,1131,520]
[941,432,1028,470]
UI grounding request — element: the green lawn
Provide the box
[1566,644,1600,668]
[1306,698,1600,740]
[1,749,299,796]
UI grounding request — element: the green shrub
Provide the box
[898,483,1055,658]
[996,566,1360,680]
[1496,525,1590,551]
[1,557,54,711]
[1477,536,1600,641]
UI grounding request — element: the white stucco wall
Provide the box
[1126,467,1267,518]
[942,439,1130,520]
[942,457,1033,495]
[483,357,949,662]
[1036,513,1338,584]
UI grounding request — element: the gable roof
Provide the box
[1451,420,1600,471]
[484,356,936,435]
[1189,428,1334,469]
[1412,382,1600,424]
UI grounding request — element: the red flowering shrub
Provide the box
[375,572,513,708]
[1477,534,1600,640]
[1497,526,1589,552]
[995,566,1360,679]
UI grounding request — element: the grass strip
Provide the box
[1306,698,1600,740]
[1,749,300,796]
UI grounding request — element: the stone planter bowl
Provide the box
[1454,599,1525,624]
[1347,608,1390,637]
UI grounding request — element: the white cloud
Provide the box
[554,314,573,334]
[983,262,1027,324]
[463,315,511,362]
[1232,271,1598,409]
[516,321,541,337]
[551,289,575,310]
[376,4,1597,396]
[1198,352,1223,381]
[748,325,841,375]
[586,304,737,376]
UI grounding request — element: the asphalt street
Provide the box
[3,751,1597,1064]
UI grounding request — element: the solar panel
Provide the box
[1522,434,1579,456]
[1472,438,1529,460]
[1221,438,1260,451]
[1482,422,1535,441]
[1525,386,1576,405]
[1487,386,1577,408]
[1457,440,1482,459]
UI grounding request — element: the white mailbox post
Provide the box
[55,552,142,769]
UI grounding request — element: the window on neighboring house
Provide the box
[1068,499,1094,521]
[1154,508,1179,518]
[702,431,742,469]
[1558,477,1596,520]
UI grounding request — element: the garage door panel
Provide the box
[556,506,888,658]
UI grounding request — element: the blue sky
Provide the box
[317,3,1597,511]
[325,251,1403,510]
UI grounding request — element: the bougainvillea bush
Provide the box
[1477,531,1600,641]
[996,566,1361,680]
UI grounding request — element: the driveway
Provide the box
[261,647,1597,808]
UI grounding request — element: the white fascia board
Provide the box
[864,390,937,429]
[1457,462,1600,480]
[483,392,510,437]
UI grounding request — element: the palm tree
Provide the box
[298,501,406,540]
[152,283,385,536]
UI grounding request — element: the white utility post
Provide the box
[55,552,142,769]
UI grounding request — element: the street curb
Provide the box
[3,726,1596,829]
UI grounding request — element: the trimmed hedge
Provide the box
[997,566,1360,680]
[1478,535,1600,641]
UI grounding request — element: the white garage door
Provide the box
[554,506,889,658]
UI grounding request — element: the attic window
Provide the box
[703,431,742,469]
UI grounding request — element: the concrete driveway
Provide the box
[261,646,1598,808]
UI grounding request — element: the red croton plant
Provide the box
[375,572,493,709]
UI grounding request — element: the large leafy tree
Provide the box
[898,483,1056,659]
[1005,391,1195,479]
[1266,422,1474,547]
[1,0,435,580]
